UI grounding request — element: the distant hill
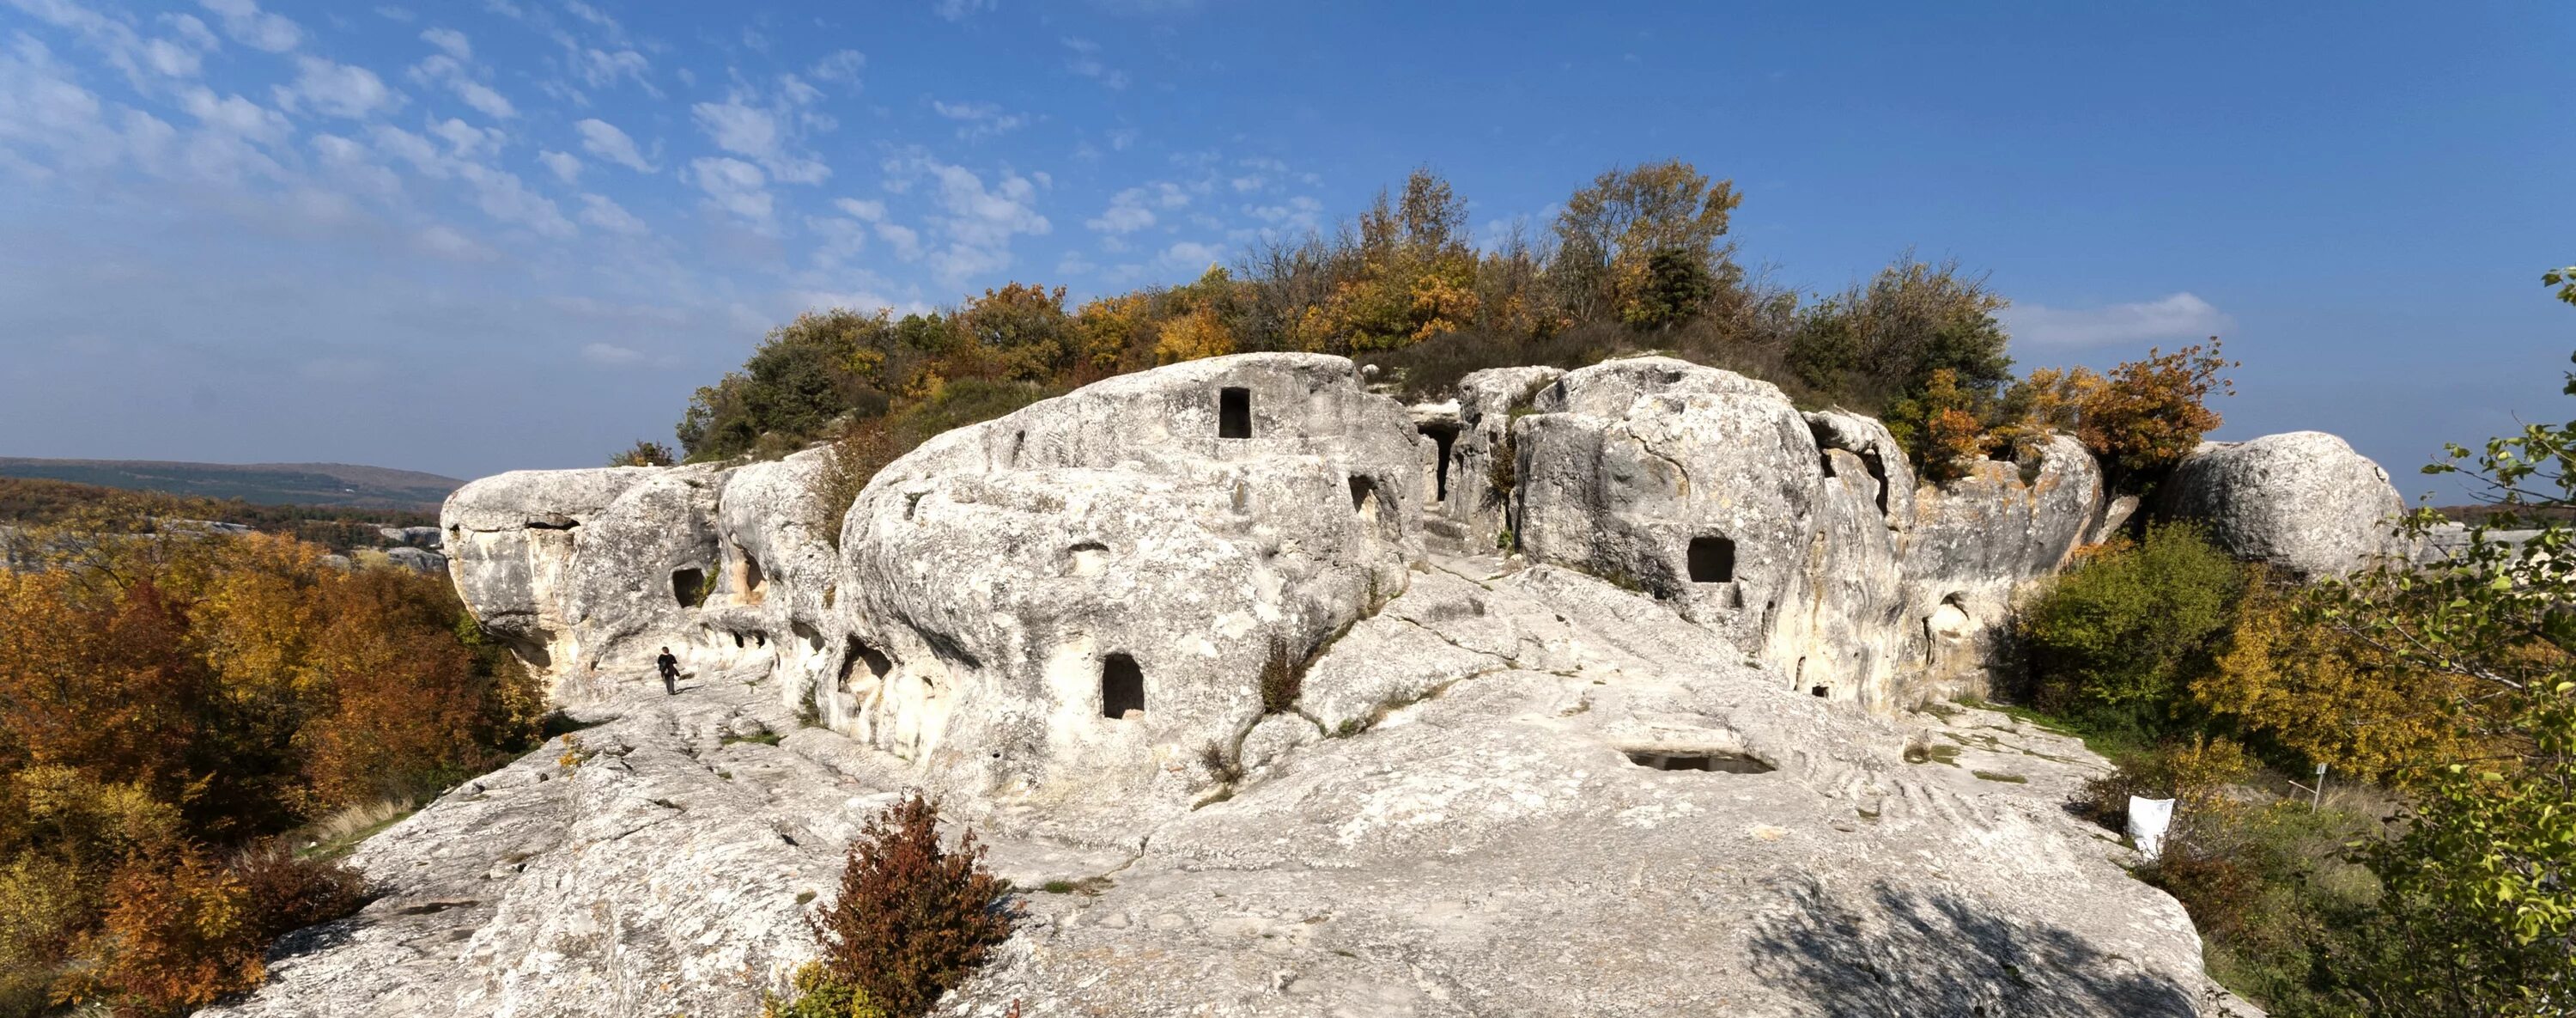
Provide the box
[0,457,464,511]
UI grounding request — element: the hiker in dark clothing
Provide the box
[657,647,680,695]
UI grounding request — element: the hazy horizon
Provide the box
[3,0,2569,502]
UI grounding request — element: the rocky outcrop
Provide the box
[2156,430,2405,577]
[207,556,2234,1018]
[1503,357,2101,710]
[830,353,1421,833]
[354,351,2405,1017]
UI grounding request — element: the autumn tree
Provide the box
[1156,265,1246,363]
[2075,339,2235,490]
[1275,168,1482,353]
[1551,160,1744,326]
[1787,255,2013,404]
[956,283,1075,382]
[2285,271,2576,1014]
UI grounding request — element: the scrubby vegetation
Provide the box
[0,498,545,1015]
[655,160,2235,511]
[1992,269,2576,1015]
[766,792,1017,1018]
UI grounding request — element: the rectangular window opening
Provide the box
[1102,654,1146,718]
[1218,387,1252,439]
[1687,535,1736,583]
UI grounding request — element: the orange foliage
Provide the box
[0,520,538,1009]
[2076,340,2236,484]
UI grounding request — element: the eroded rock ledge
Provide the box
[216,352,2400,1015]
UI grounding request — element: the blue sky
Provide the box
[1,0,2568,497]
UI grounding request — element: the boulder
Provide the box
[439,455,840,703]
[381,546,446,574]
[832,353,1421,838]
[1513,357,1826,660]
[2156,431,2404,577]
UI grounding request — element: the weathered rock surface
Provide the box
[208,555,2231,1018]
[1504,357,2102,710]
[831,353,1422,834]
[2155,430,2405,577]
[319,352,2414,1017]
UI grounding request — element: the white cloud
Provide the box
[934,0,994,21]
[1161,240,1220,270]
[810,48,864,83]
[538,149,580,183]
[874,221,921,260]
[197,0,302,52]
[574,117,652,171]
[1061,37,1127,89]
[691,98,828,184]
[178,88,290,145]
[562,0,618,30]
[308,131,400,198]
[415,223,494,260]
[686,155,772,224]
[420,27,470,59]
[1087,189,1156,234]
[273,57,400,120]
[2001,292,2233,348]
[371,122,577,239]
[164,13,220,50]
[835,198,885,222]
[577,193,647,235]
[580,341,643,365]
[881,151,1048,283]
[411,52,516,119]
[931,99,1028,141]
[9,0,216,84]
[428,116,501,160]
[375,5,415,21]
[571,46,649,90]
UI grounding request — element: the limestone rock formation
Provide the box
[303,351,2408,1018]
[829,353,1421,832]
[1503,357,2101,710]
[206,556,2233,1018]
[2156,430,2405,577]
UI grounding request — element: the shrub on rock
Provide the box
[803,793,1015,1018]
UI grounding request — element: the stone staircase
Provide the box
[1420,510,1472,557]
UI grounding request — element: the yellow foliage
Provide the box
[1154,305,1236,363]
[2196,576,2482,783]
[1071,292,1153,373]
[1991,366,2106,458]
[2076,341,2235,481]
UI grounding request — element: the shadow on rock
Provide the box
[1747,879,2202,1018]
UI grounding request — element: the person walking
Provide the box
[657,647,680,695]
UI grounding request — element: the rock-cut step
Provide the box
[1421,512,1471,555]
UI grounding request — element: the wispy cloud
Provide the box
[198,0,302,52]
[2002,292,2233,347]
[574,117,653,171]
[1060,37,1127,89]
[931,99,1028,141]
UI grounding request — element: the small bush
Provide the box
[762,961,886,1018]
[804,793,1015,1018]
[606,441,677,467]
[74,839,357,1016]
[2016,522,2249,741]
[1256,637,1303,716]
